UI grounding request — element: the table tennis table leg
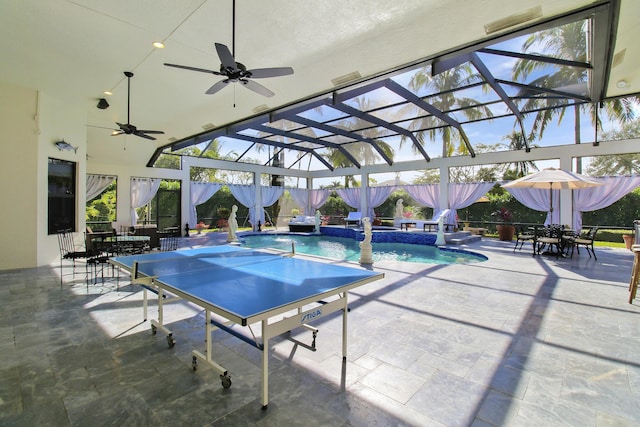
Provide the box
[149,285,175,347]
[342,291,348,361]
[192,310,231,390]
[261,318,270,410]
[143,287,148,321]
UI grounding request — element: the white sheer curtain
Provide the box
[573,175,640,231]
[288,188,309,213]
[310,189,330,211]
[86,174,115,201]
[130,177,161,226]
[367,186,396,219]
[287,188,330,215]
[227,184,257,225]
[404,184,440,208]
[257,186,284,224]
[506,187,559,225]
[336,188,361,210]
[189,182,223,227]
[448,182,495,225]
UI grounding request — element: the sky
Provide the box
[208,18,636,188]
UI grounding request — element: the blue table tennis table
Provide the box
[110,245,384,408]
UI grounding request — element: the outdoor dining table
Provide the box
[102,235,151,255]
[529,225,575,258]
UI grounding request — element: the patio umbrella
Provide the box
[501,167,603,219]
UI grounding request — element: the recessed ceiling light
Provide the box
[103,91,112,96]
[616,80,629,89]
[153,41,165,49]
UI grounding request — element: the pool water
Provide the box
[239,234,486,264]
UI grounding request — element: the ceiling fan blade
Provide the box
[215,43,237,71]
[205,80,230,95]
[111,71,163,139]
[164,63,223,76]
[87,124,118,131]
[134,132,157,141]
[115,122,131,132]
[247,67,294,79]
[136,130,164,135]
[241,79,275,97]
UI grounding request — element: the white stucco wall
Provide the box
[1,81,87,269]
[0,82,39,269]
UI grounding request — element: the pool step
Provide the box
[446,232,482,245]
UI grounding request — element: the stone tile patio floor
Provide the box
[1,234,639,426]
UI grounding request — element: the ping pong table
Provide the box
[110,245,384,408]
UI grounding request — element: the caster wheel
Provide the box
[151,325,157,335]
[220,374,232,389]
[167,335,176,348]
[192,356,198,371]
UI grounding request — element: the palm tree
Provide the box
[500,131,538,177]
[585,117,640,175]
[325,139,394,187]
[325,97,395,187]
[512,20,637,173]
[404,64,494,157]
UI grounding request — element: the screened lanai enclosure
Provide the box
[149,3,635,178]
[140,2,639,232]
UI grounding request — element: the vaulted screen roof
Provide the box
[148,3,621,171]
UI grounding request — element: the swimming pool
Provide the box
[239,234,486,264]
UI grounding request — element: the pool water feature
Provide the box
[239,234,486,264]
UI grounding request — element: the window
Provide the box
[48,158,76,234]
[86,178,117,232]
[135,179,181,230]
[153,181,181,231]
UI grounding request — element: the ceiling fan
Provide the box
[111,71,164,140]
[163,0,293,97]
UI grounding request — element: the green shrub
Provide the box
[595,228,635,243]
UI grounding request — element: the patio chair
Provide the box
[422,209,451,232]
[535,225,564,258]
[344,211,362,228]
[574,227,598,260]
[159,229,179,252]
[57,229,93,285]
[513,225,535,252]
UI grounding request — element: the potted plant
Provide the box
[622,233,635,250]
[195,221,209,234]
[372,211,382,226]
[493,207,515,241]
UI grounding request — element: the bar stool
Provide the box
[629,245,640,304]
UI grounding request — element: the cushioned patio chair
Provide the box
[344,211,362,228]
[422,209,451,232]
[574,227,598,260]
[513,225,535,252]
[535,225,564,258]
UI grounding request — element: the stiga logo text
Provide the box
[301,309,322,323]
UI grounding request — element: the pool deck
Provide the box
[2,231,639,426]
